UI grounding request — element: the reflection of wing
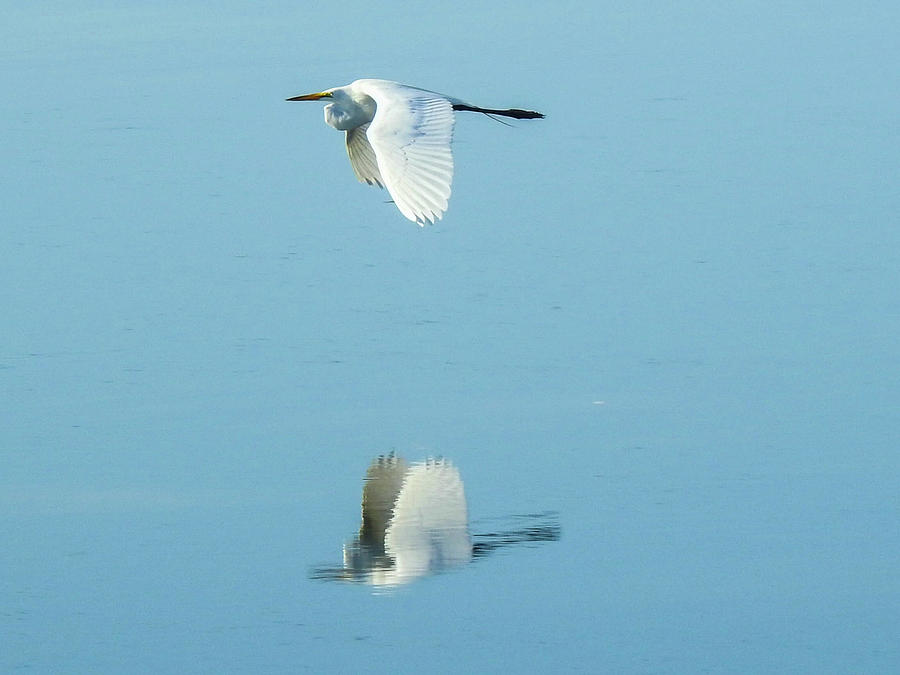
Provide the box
[359,453,408,547]
[383,459,472,584]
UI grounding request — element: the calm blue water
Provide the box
[3,2,899,672]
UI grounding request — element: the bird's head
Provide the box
[286,86,372,131]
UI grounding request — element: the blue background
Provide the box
[3,2,898,672]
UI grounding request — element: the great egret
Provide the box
[286,79,544,225]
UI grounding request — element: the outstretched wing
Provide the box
[345,124,384,187]
[358,80,455,225]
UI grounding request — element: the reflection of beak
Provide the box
[286,91,329,101]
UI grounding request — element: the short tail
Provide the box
[452,103,545,119]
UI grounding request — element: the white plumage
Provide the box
[287,78,544,225]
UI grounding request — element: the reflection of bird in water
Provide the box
[344,453,471,586]
[311,453,560,587]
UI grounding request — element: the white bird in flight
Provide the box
[287,78,544,225]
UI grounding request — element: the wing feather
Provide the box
[358,80,455,225]
[345,124,384,187]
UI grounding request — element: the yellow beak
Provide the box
[286,91,331,102]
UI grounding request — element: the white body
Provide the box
[321,79,458,225]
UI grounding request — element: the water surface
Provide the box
[2,2,899,672]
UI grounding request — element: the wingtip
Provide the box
[415,209,445,226]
